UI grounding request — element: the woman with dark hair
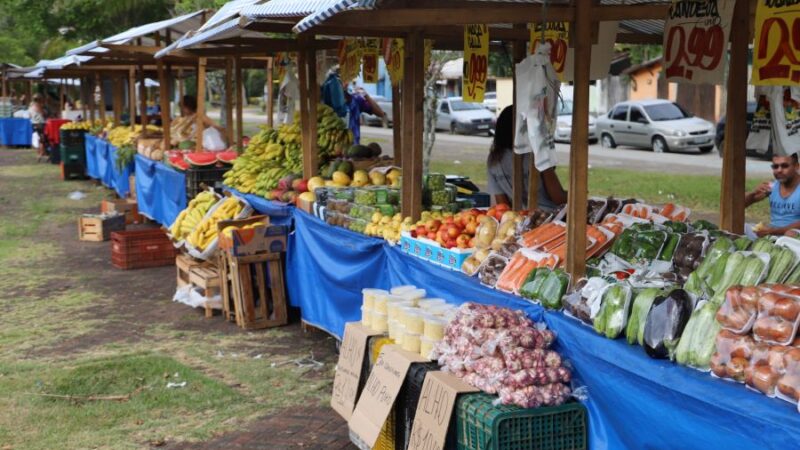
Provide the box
[487,105,567,210]
[170,95,226,147]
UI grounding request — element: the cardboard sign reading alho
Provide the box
[331,322,383,421]
[349,345,427,447]
[408,371,479,450]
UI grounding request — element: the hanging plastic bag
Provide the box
[746,87,772,152]
[31,131,40,149]
[202,127,226,151]
[514,43,559,172]
[769,86,800,157]
[278,63,300,124]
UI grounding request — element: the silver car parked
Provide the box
[595,99,716,153]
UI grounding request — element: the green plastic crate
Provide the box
[456,393,587,450]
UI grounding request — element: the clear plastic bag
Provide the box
[716,286,760,334]
[753,288,800,345]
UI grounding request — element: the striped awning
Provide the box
[199,0,266,31]
[177,17,265,49]
[293,0,378,32]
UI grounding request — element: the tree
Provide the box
[423,50,460,175]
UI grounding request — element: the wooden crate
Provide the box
[102,198,142,224]
[218,252,236,323]
[226,252,288,330]
[78,214,126,242]
[190,265,221,318]
[129,175,136,199]
[176,253,209,287]
[111,228,177,270]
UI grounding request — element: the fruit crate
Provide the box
[455,394,587,450]
[60,143,86,167]
[396,362,447,450]
[61,161,85,180]
[59,129,86,148]
[185,166,229,200]
[78,214,125,242]
[111,228,177,270]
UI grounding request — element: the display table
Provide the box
[84,135,99,179]
[286,210,800,449]
[224,187,294,227]
[44,119,71,145]
[134,154,186,226]
[0,118,32,146]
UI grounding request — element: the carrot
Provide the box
[661,203,675,218]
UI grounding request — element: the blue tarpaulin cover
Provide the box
[0,118,32,146]
[224,186,294,227]
[84,135,99,179]
[286,210,800,450]
[107,144,133,198]
[134,154,186,226]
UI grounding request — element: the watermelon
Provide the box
[216,150,238,164]
[169,154,189,171]
[178,140,195,150]
[184,152,217,167]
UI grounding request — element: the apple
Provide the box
[427,231,436,240]
[446,224,460,238]
[416,225,427,236]
[456,234,470,248]
[487,207,496,220]
[444,216,455,225]
[465,221,478,235]
[468,237,475,248]
[410,230,418,238]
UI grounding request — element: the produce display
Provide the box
[643,289,693,359]
[185,196,247,251]
[432,303,572,408]
[169,191,218,242]
[519,268,570,309]
[594,284,632,339]
[62,120,100,131]
[106,124,162,148]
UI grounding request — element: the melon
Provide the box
[178,140,195,150]
[169,154,189,171]
[216,150,238,164]
[184,152,218,167]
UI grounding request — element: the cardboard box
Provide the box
[101,198,142,224]
[217,215,289,256]
[78,213,125,242]
[296,197,314,214]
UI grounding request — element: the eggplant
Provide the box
[643,289,693,359]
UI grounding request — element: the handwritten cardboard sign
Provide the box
[339,38,362,83]
[663,0,735,85]
[530,22,570,79]
[752,0,800,85]
[384,38,404,86]
[408,371,479,450]
[331,322,382,421]
[529,21,618,82]
[463,24,489,103]
[362,38,381,83]
[349,345,426,447]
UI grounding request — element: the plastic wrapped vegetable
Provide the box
[716,286,760,333]
[786,261,800,284]
[519,268,549,300]
[672,233,708,279]
[663,221,688,233]
[734,236,753,251]
[539,270,569,309]
[765,246,797,283]
[674,301,722,368]
[692,219,718,231]
[659,232,681,262]
[710,330,756,383]
[695,236,735,281]
[753,289,800,345]
[632,230,668,262]
[474,216,499,249]
[593,284,632,339]
[777,348,800,402]
[744,343,789,395]
[626,288,662,345]
[610,229,636,261]
[643,289,693,359]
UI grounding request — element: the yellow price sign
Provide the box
[384,38,404,86]
[752,0,800,85]
[362,38,381,83]
[463,25,489,103]
[339,38,363,83]
[530,22,569,80]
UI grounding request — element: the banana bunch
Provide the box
[62,120,95,131]
[106,124,162,147]
[254,167,293,196]
[169,191,217,240]
[316,103,352,159]
[186,197,243,250]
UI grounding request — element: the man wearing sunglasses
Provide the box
[745,153,800,236]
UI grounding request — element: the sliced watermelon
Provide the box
[169,154,189,171]
[184,152,218,167]
[216,150,238,164]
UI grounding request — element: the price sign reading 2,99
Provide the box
[463,24,489,103]
[529,22,570,80]
[662,0,735,85]
[752,0,800,86]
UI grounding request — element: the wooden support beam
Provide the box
[235,55,244,150]
[196,57,207,152]
[401,31,425,221]
[178,69,185,100]
[566,0,593,279]
[60,81,65,117]
[113,76,122,125]
[511,24,526,211]
[298,37,319,179]
[157,61,171,153]
[138,65,148,129]
[266,58,274,128]
[88,76,95,122]
[128,68,136,129]
[225,57,234,145]
[720,0,749,234]
[392,83,402,167]
[96,73,106,122]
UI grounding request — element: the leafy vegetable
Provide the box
[594,285,631,339]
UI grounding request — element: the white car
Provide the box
[595,99,716,153]
[436,97,496,136]
[554,98,598,143]
[483,92,497,113]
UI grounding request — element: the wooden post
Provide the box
[1,70,6,98]
[60,81,65,117]
[266,57,274,128]
[235,55,244,149]
[720,0,749,234]
[565,0,592,278]
[27,81,33,105]
[308,48,319,172]
[96,73,106,122]
[196,57,207,153]
[401,31,425,221]
[158,60,171,152]
[81,78,88,120]
[88,76,96,122]
[298,38,319,178]
[139,65,148,129]
[225,57,234,145]
[128,68,136,130]
[511,25,529,210]
[392,83,402,166]
[113,76,122,125]
[178,69,185,100]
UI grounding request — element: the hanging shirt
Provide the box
[347,94,372,145]
[321,72,347,117]
[769,180,800,228]
[486,150,558,211]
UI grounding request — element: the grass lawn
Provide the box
[429,160,770,223]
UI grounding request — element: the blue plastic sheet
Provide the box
[286,210,800,449]
[0,118,32,146]
[134,154,186,226]
[95,139,113,187]
[84,135,99,179]
[107,144,133,197]
[224,186,294,227]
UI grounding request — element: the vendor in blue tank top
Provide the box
[745,153,800,236]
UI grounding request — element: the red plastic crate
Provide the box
[111,229,177,270]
